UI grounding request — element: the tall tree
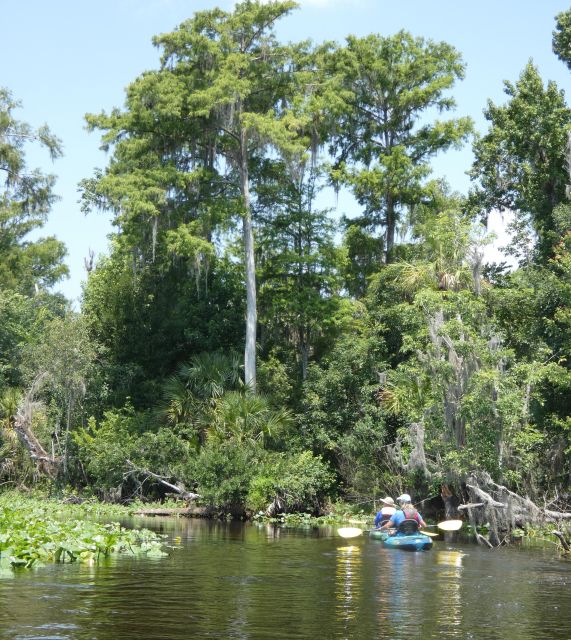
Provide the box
[83,1,304,393]
[0,88,68,296]
[470,62,571,261]
[327,32,472,264]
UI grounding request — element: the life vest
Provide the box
[401,506,421,523]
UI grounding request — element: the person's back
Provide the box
[374,506,396,528]
[373,497,396,528]
[380,493,427,531]
[392,505,421,527]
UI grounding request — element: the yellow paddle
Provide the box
[434,519,463,531]
[337,527,364,538]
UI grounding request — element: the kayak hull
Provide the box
[369,529,433,551]
[369,529,389,540]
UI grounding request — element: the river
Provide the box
[0,518,569,639]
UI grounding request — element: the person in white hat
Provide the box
[373,496,397,529]
[380,493,427,531]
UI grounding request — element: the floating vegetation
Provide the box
[252,509,369,528]
[0,493,167,572]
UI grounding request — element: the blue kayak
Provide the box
[369,528,433,551]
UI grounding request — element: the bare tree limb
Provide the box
[125,460,200,501]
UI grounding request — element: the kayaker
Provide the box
[373,497,396,528]
[380,493,427,531]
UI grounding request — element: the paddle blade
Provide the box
[422,530,439,538]
[437,519,463,531]
[337,527,363,538]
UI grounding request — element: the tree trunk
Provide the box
[300,341,309,382]
[405,421,429,477]
[240,126,257,393]
[385,193,395,263]
[441,484,460,519]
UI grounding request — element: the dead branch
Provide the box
[475,532,494,548]
[457,502,486,510]
[125,460,200,501]
[463,473,571,549]
[13,375,60,478]
[465,484,507,509]
[552,530,570,552]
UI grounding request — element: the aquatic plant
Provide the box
[0,494,167,572]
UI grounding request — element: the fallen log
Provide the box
[125,460,201,501]
[465,483,507,509]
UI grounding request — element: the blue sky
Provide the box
[2,0,570,303]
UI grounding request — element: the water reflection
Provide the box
[335,544,362,638]
[434,550,465,637]
[376,546,425,634]
[1,521,571,640]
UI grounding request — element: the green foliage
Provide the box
[246,450,334,513]
[553,8,571,70]
[82,252,245,408]
[185,440,261,514]
[257,352,295,409]
[160,351,242,439]
[341,225,384,298]
[470,62,571,261]
[327,31,472,262]
[0,290,36,388]
[205,390,293,446]
[299,311,387,489]
[74,405,197,495]
[73,410,141,490]
[0,88,68,296]
[255,160,345,382]
[184,441,333,516]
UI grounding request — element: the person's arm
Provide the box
[417,513,427,528]
[374,512,381,528]
[380,518,394,530]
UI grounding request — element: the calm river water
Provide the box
[0,518,570,639]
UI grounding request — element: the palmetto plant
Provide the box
[160,351,243,443]
[205,391,292,445]
[390,207,488,294]
[0,387,22,479]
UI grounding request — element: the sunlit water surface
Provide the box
[0,518,569,639]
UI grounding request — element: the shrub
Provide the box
[246,450,334,514]
[184,441,262,515]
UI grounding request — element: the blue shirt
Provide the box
[374,507,396,528]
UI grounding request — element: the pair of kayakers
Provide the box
[374,493,427,531]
